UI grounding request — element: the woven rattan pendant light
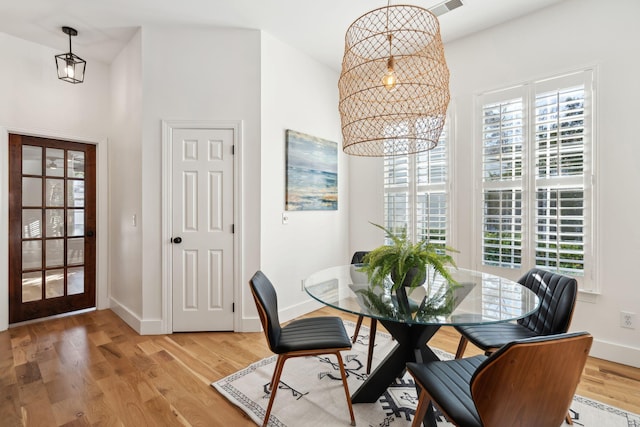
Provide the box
[338,3,450,156]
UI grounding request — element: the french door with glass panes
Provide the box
[8,134,96,323]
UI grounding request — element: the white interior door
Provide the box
[171,127,234,331]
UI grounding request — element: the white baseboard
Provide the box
[109,294,283,335]
[239,298,323,333]
[280,298,324,324]
[590,338,640,368]
[109,297,163,335]
[109,297,142,333]
[107,297,170,335]
[239,317,262,333]
[139,318,164,335]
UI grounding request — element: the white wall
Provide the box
[259,32,348,322]
[109,29,143,323]
[0,32,111,331]
[0,34,110,136]
[0,26,343,334]
[348,156,385,254]
[134,26,262,332]
[107,27,346,332]
[349,0,640,367]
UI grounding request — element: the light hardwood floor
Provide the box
[1,308,639,426]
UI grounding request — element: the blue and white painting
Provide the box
[286,130,338,211]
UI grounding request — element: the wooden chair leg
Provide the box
[565,411,573,425]
[334,352,356,426]
[263,355,287,427]
[366,319,377,374]
[454,336,468,359]
[412,388,431,427]
[352,315,364,343]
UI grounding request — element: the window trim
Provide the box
[474,69,597,292]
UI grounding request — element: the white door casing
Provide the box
[166,124,236,332]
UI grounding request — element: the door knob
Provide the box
[86,231,95,237]
[171,237,182,244]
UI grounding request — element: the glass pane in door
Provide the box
[46,269,65,298]
[22,177,42,206]
[68,267,84,295]
[67,180,84,207]
[68,151,85,178]
[45,239,64,267]
[46,209,65,237]
[67,209,84,236]
[22,271,43,302]
[22,240,42,270]
[67,238,84,265]
[23,145,42,175]
[46,148,64,177]
[45,179,64,207]
[22,209,42,238]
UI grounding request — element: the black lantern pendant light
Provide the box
[55,26,86,84]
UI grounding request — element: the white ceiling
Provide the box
[0,0,563,71]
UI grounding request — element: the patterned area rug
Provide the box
[212,321,640,426]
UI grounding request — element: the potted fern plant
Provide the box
[359,222,458,315]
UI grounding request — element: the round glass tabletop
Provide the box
[304,265,540,326]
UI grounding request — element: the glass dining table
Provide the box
[304,264,540,404]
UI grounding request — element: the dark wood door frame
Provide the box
[8,134,97,323]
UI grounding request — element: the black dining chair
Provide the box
[454,267,578,359]
[349,251,377,374]
[407,331,593,427]
[249,270,356,427]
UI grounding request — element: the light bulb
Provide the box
[65,59,75,79]
[382,56,397,91]
[382,69,397,91]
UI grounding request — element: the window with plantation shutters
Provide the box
[478,69,594,290]
[384,124,449,246]
[481,95,524,268]
[534,82,588,275]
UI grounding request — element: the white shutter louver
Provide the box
[535,188,584,274]
[384,155,410,241]
[482,99,524,182]
[482,189,522,267]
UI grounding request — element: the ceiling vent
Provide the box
[430,0,464,17]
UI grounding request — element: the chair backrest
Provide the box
[471,332,593,427]
[517,268,578,335]
[249,271,281,352]
[351,251,369,264]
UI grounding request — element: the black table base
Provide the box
[351,320,441,403]
[351,320,441,426]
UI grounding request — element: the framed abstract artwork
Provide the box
[285,129,338,211]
